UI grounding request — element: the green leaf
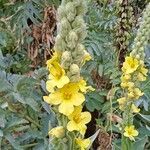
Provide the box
[132,136,148,150]
[86,91,104,111]
[5,116,28,129]
[5,134,23,150]
[139,114,150,122]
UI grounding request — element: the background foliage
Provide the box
[0,0,149,149]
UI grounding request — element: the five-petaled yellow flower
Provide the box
[46,62,69,92]
[67,106,91,135]
[76,138,91,150]
[43,83,85,116]
[122,56,139,74]
[123,125,138,141]
[49,126,65,138]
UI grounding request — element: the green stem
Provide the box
[21,143,38,148]
[121,135,128,150]
[24,115,41,128]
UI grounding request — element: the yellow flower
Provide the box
[137,73,146,81]
[127,91,135,99]
[121,81,134,89]
[46,62,69,92]
[140,66,148,76]
[131,104,140,113]
[78,79,95,93]
[76,138,91,150]
[117,97,127,110]
[137,66,148,81]
[67,106,91,135]
[49,126,65,138]
[46,51,61,68]
[128,88,144,100]
[122,56,139,74]
[123,125,138,141]
[44,83,85,116]
[121,74,131,81]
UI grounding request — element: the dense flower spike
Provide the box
[118,3,150,143]
[43,0,92,149]
[115,0,135,67]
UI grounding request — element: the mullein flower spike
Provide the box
[118,3,150,141]
[43,0,93,149]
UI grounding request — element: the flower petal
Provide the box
[67,121,78,131]
[132,130,139,136]
[76,138,91,149]
[46,80,55,93]
[68,106,82,120]
[48,92,62,105]
[57,75,70,88]
[123,132,129,138]
[72,93,85,106]
[78,124,87,135]
[58,101,74,116]
[80,112,91,124]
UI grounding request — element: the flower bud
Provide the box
[66,31,78,48]
[49,126,65,138]
[70,64,80,75]
[61,51,72,69]
[58,18,71,37]
[57,6,66,20]
[76,1,87,15]
[55,35,66,51]
[135,54,140,59]
[72,16,84,29]
[66,2,76,22]
[62,51,71,61]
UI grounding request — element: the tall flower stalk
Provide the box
[115,0,134,68]
[43,0,93,149]
[117,3,150,148]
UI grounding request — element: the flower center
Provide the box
[130,63,135,68]
[73,116,81,123]
[55,71,62,80]
[127,129,133,136]
[63,92,72,100]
